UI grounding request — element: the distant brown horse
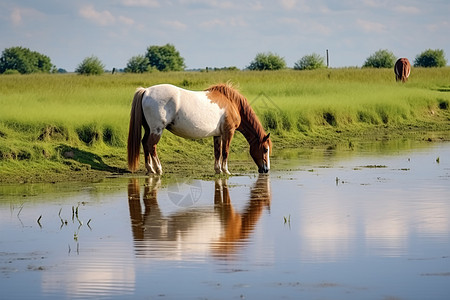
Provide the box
[394,58,411,83]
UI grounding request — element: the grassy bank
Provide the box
[1,68,449,183]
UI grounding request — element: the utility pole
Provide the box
[326,49,329,68]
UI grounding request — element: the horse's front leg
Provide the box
[214,136,222,174]
[221,134,233,175]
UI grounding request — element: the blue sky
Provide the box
[1,0,449,71]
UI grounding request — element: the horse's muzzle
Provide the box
[258,166,269,173]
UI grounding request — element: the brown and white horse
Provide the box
[394,58,411,83]
[127,83,272,175]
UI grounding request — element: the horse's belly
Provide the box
[169,104,224,139]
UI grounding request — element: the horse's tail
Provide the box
[402,60,409,82]
[395,61,401,82]
[127,87,146,172]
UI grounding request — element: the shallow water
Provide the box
[1,142,450,299]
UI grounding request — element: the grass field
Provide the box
[1,68,449,182]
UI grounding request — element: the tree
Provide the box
[363,49,396,68]
[0,46,53,74]
[146,44,185,72]
[247,52,286,70]
[294,53,326,70]
[125,55,151,73]
[75,56,105,75]
[414,49,447,67]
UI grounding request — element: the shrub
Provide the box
[363,49,396,68]
[294,53,326,70]
[125,55,151,73]
[414,49,447,67]
[247,52,286,70]
[2,69,20,75]
[75,56,105,75]
[146,44,185,72]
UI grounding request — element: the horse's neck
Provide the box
[237,106,264,145]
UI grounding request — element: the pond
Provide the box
[1,141,449,299]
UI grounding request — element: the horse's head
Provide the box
[250,133,271,173]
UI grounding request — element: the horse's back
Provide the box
[147,84,180,101]
[142,84,226,139]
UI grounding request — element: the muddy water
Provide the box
[1,142,450,299]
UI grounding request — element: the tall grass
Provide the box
[0,68,449,178]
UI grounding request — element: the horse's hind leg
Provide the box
[143,133,162,175]
[214,136,222,174]
[142,123,162,174]
[142,130,155,174]
[148,133,162,175]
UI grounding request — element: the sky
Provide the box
[1,0,449,71]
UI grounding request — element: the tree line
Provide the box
[0,44,447,75]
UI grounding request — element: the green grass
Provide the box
[1,68,449,182]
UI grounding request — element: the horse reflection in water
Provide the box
[127,175,271,260]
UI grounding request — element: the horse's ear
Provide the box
[262,133,270,142]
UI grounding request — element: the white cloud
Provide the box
[229,16,247,27]
[121,0,160,8]
[118,16,135,26]
[199,19,226,28]
[250,1,264,11]
[79,5,115,26]
[280,0,297,10]
[10,8,22,26]
[79,5,134,27]
[393,5,420,14]
[279,17,299,25]
[179,0,235,10]
[356,19,386,34]
[198,16,246,29]
[312,22,332,35]
[363,1,421,15]
[163,20,187,30]
[217,1,235,9]
[318,4,332,14]
[426,20,450,33]
[10,7,45,27]
[279,17,331,36]
[362,0,385,8]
